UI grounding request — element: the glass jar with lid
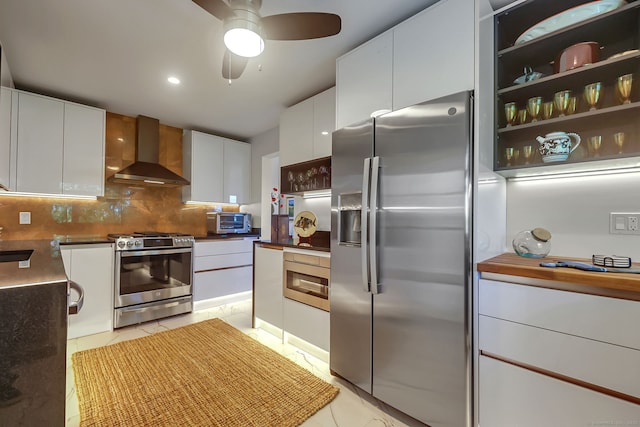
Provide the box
[512,227,551,258]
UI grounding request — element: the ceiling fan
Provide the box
[193,0,342,80]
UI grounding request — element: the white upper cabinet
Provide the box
[279,97,314,166]
[0,87,15,190]
[16,91,65,194]
[1,88,105,196]
[335,0,474,128]
[223,138,251,204]
[183,130,251,205]
[63,103,105,196]
[392,0,474,110]
[336,32,393,129]
[182,130,224,203]
[279,86,336,166]
[312,86,336,159]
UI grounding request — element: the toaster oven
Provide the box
[207,212,252,234]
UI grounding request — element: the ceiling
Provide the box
[0,0,438,140]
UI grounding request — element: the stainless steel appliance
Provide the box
[206,212,252,234]
[283,251,330,311]
[330,91,473,427]
[109,232,194,328]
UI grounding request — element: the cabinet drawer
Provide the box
[479,279,640,350]
[480,315,640,399]
[194,239,252,257]
[283,298,329,351]
[479,356,640,426]
[193,266,252,301]
[194,252,252,272]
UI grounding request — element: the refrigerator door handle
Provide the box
[361,157,371,292]
[369,156,380,294]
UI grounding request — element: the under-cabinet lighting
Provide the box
[0,192,97,200]
[478,177,499,184]
[302,190,331,199]
[143,179,165,185]
[185,201,240,207]
[508,167,640,182]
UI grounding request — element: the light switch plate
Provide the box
[610,212,640,235]
[19,211,31,225]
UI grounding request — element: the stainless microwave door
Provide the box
[330,119,374,393]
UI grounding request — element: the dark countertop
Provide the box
[478,253,640,301]
[254,239,331,253]
[195,232,261,241]
[0,240,68,289]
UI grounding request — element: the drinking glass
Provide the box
[517,109,528,125]
[588,135,602,157]
[616,74,633,104]
[553,90,571,117]
[613,132,626,154]
[522,145,534,165]
[542,101,554,120]
[527,96,543,122]
[584,82,602,111]
[504,147,514,167]
[504,102,517,127]
[566,97,577,115]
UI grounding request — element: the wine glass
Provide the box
[616,74,633,104]
[584,82,602,111]
[517,108,528,125]
[542,101,554,120]
[613,132,626,154]
[522,145,534,165]
[553,90,571,117]
[566,97,577,115]
[319,165,330,188]
[526,96,543,122]
[287,171,295,192]
[588,135,602,157]
[504,147,514,167]
[504,102,517,127]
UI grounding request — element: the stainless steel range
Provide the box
[109,232,194,328]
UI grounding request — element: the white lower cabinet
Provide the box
[480,356,640,426]
[283,298,329,352]
[253,244,284,329]
[478,278,640,424]
[61,244,114,339]
[193,239,255,306]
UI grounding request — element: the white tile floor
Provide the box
[66,299,425,427]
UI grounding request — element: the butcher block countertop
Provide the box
[477,253,640,301]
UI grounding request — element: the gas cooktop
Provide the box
[108,232,194,251]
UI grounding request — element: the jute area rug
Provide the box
[72,318,339,426]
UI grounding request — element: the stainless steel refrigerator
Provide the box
[330,91,473,427]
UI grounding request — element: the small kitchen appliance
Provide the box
[206,212,252,234]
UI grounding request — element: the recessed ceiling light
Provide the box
[167,76,180,85]
[321,131,329,135]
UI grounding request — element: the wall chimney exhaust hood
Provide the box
[109,115,190,187]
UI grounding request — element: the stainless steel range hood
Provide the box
[109,115,190,187]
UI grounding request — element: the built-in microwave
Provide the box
[207,212,252,234]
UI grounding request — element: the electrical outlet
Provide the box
[19,211,31,225]
[610,212,640,235]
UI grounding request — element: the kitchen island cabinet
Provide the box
[253,242,284,330]
[477,254,640,424]
[60,243,114,339]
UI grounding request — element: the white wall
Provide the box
[506,172,640,259]
[244,127,279,231]
[292,196,331,233]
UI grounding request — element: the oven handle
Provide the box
[68,280,84,315]
[120,247,192,257]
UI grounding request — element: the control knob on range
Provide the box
[126,240,134,248]
[135,240,142,247]
[117,241,125,249]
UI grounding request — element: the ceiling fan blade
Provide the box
[222,49,249,80]
[262,13,341,40]
[192,0,234,21]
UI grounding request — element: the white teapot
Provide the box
[536,131,581,163]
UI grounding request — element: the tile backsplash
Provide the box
[0,112,236,240]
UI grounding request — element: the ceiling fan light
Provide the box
[224,27,264,57]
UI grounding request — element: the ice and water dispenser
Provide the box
[338,192,362,246]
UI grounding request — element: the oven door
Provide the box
[283,257,330,311]
[115,247,192,308]
[218,213,249,233]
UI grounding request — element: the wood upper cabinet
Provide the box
[279,87,336,166]
[183,130,251,204]
[182,130,224,203]
[336,31,393,129]
[392,0,474,110]
[2,88,105,196]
